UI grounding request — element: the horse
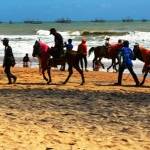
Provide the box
[32,40,85,85]
[88,44,123,72]
[133,44,150,85]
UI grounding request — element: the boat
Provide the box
[141,19,148,22]
[91,19,106,23]
[55,18,72,23]
[122,17,134,22]
[24,20,42,24]
[9,20,13,24]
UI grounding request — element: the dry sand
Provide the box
[0,67,150,150]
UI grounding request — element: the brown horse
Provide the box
[89,44,123,72]
[32,40,85,85]
[133,44,150,85]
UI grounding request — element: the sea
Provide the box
[0,21,150,74]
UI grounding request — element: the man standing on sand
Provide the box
[77,39,88,71]
[115,40,139,86]
[49,28,64,58]
[2,38,17,84]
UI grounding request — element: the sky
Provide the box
[0,0,150,21]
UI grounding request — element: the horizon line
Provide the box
[0,19,150,23]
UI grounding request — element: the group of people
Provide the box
[50,28,88,71]
[1,28,141,86]
[104,36,140,86]
[1,28,88,84]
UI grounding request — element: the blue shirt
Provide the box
[120,47,134,67]
[65,43,73,52]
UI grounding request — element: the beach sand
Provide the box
[0,67,150,150]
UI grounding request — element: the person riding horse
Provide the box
[104,36,111,48]
[32,40,85,85]
[49,28,64,59]
[88,39,123,72]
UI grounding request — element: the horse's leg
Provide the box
[107,59,113,72]
[112,58,118,72]
[47,67,52,84]
[42,69,48,82]
[115,56,121,72]
[113,58,119,72]
[93,57,96,71]
[60,63,65,71]
[140,72,148,86]
[99,58,105,69]
[73,63,85,85]
[107,58,117,72]
[63,65,73,84]
[80,57,83,71]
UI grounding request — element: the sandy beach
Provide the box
[0,67,150,150]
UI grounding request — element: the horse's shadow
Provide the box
[16,82,60,86]
[15,82,84,87]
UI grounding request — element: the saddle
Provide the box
[48,56,65,68]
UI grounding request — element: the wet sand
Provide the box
[0,67,150,150]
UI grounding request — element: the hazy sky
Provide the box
[0,0,149,21]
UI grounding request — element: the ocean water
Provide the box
[0,21,149,74]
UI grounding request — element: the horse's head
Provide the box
[133,44,143,61]
[32,40,41,57]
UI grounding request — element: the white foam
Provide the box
[0,31,150,67]
[70,31,81,36]
[36,30,50,36]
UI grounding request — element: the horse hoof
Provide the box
[80,82,85,85]
[44,78,48,82]
[47,81,51,84]
[140,83,143,86]
[63,81,67,84]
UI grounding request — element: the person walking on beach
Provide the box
[23,53,30,67]
[77,39,88,71]
[2,38,17,84]
[49,28,64,58]
[115,40,139,86]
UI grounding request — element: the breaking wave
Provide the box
[81,31,129,36]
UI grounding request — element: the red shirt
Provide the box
[78,41,87,55]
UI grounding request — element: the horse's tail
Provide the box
[88,47,95,56]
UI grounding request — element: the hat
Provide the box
[49,28,56,34]
[1,38,9,42]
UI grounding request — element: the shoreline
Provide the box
[0,66,150,91]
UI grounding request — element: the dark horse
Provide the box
[32,40,85,85]
[89,44,123,72]
[133,44,150,85]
